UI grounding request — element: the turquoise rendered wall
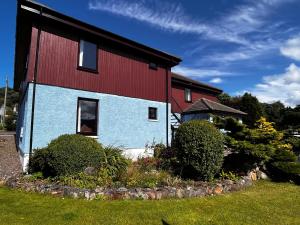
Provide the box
[18,83,171,155]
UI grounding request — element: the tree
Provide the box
[261,101,285,127]
[281,111,300,129]
[218,93,242,110]
[239,93,264,128]
[0,87,19,109]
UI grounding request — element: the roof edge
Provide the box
[171,72,223,93]
[19,0,182,66]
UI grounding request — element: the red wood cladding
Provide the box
[27,28,170,103]
[171,84,219,113]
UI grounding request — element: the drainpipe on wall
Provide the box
[28,7,43,169]
[166,67,169,147]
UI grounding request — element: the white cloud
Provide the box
[88,0,291,46]
[209,78,223,84]
[280,36,300,61]
[172,66,232,78]
[246,63,300,106]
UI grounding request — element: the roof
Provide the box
[183,98,247,116]
[171,73,223,94]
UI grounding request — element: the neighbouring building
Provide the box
[170,73,246,132]
[14,0,245,171]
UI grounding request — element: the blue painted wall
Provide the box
[17,83,171,155]
[16,84,33,156]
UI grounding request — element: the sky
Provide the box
[1,0,300,106]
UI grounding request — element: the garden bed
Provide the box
[4,175,252,200]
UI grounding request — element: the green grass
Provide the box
[0,181,299,225]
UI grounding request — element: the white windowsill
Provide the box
[86,136,99,139]
[148,119,159,122]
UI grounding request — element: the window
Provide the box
[148,107,158,120]
[185,88,192,102]
[149,62,158,70]
[77,98,98,135]
[78,40,97,71]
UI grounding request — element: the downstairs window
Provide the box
[77,98,98,136]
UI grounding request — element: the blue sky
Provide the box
[1,0,300,106]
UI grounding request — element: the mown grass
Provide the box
[0,181,299,225]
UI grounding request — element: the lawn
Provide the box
[0,181,299,225]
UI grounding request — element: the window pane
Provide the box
[78,99,98,135]
[79,40,97,70]
[185,88,191,102]
[149,62,158,70]
[148,107,157,120]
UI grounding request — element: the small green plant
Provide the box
[59,169,113,189]
[121,164,172,188]
[219,170,240,182]
[23,172,44,182]
[134,157,159,172]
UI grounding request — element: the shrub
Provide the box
[121,164,171,188]
[152,144,179,172]
[173,120,224,181]
[269,161,300,184]
[30,134,105,177]
[59,169,113,189]
[219,170,240,182]
[222,153,257,175]
[5,114,17,131]
[285,137,300,152]
[29,148,53,176]
[102,146,129,179]
[134,157,159,172]
[271,149,297,163]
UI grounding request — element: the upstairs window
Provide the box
[148,107,158,120]
[185,88,192,102]
[78,40,97,71]
[77,98,98,136]
[149,62,158,70]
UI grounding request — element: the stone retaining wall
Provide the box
[5,176,253,200]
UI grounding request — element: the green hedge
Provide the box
[173,120,224,181]
[29,134,105,177]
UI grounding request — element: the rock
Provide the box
[84,191,90,200]
[84,167,96,176]
[117,187,128,192]
[257,171,268,180]
[146,191,156,200]
[95,187,103,193]
[89,192,96,200]
[71,192,78,198]
[248,171,257,181]
[214,185,223,195]
[176,189,184,198]
[156,191,162,200]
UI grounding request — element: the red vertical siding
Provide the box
[171,84,219,113]
[27,29,169,103]
[26,27,38,82]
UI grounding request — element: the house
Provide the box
[170,73,246,131]
[14,0,181,170]
[14,0,245,171]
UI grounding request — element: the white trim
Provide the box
[79,40,84,67]
[122,148,153,160]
